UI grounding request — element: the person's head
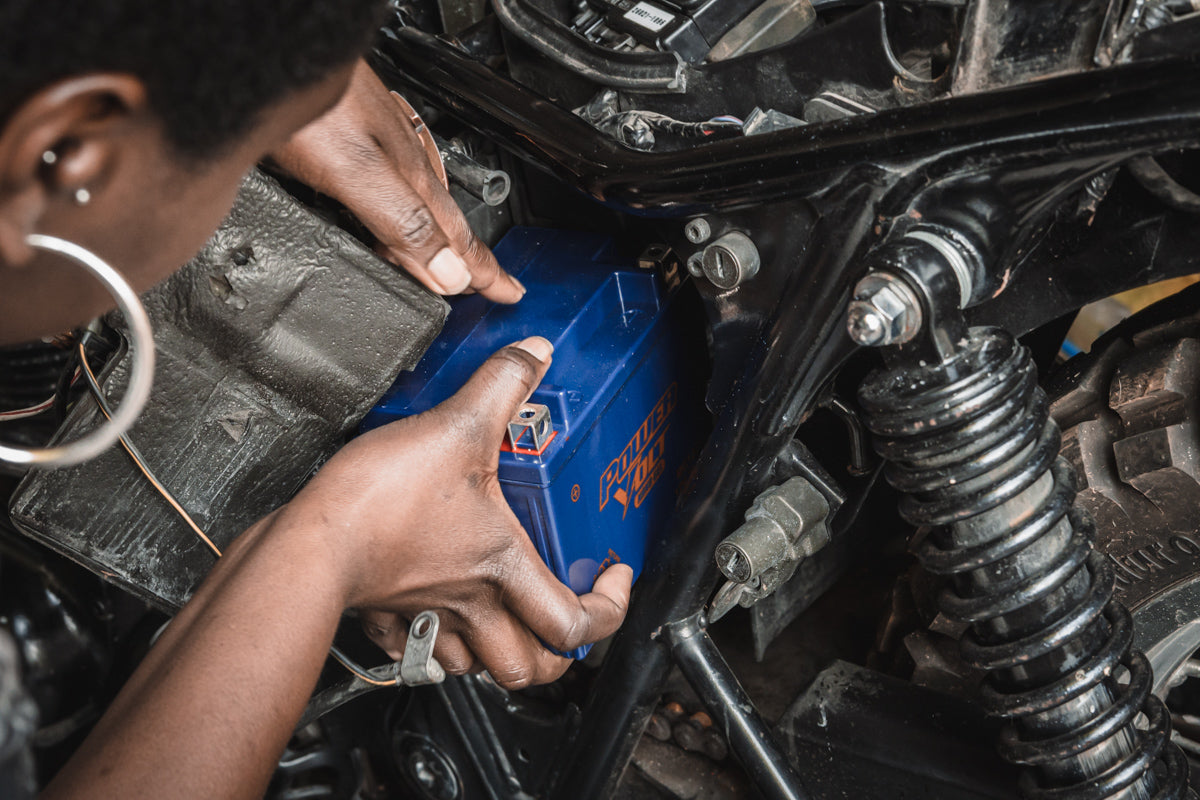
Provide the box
[0,0,388,343]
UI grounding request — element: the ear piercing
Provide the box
[40,151,91,206]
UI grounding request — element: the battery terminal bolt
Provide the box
[507,403,553,451]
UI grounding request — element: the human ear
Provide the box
[0,74,148,267]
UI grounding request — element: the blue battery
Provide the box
[361,227,708,659]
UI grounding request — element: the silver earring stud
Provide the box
[41,150,58,165]
[73,188,91,206]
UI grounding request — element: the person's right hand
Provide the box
[271,337,632,689]
[270,61,525,303]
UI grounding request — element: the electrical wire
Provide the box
[0,369,79,420]
[329,645,400,686]
[78,342,221,557]
[0,395,59,421]
[1128,156,1200,214]
[77,340,402,689]
[879,9,940,85]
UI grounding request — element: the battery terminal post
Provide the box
[507,403,553,452]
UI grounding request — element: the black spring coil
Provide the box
[859,326,1189,800]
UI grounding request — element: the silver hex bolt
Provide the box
[701,232,760,290]
[846,272,923,347]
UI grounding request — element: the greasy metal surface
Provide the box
[952,0,1108,94]
[0,631,36,799]
[664,615,811,800]
[9,170,447,611]
[776,661,1018,799]
[373,22,1200,213]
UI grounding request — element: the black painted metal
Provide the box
[851,201,1191,800]
[861,323,1188,798]
[776,660,1020,799]
[373,25,1200,213]
[367,13,1200,800]
[664,616,811,800]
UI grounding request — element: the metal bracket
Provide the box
[400,610,446,686]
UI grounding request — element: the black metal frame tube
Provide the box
[373,26,1200,213]
[665,616,812,800]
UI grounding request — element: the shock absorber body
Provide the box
[850,228,1189,799]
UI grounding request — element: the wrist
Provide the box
[253,502,363,611]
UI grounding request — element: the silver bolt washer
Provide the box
[906,229,973,308]
[846,304,888,346]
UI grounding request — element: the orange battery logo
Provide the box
[599,383,677,519]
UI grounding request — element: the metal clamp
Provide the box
[400,610,446,685]
[507,403,553,451]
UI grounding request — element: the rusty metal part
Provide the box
[646,713,673,742]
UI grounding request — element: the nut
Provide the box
[684,218,712,244]
[846,273,922,346]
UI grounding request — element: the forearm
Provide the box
[43,514,353,800]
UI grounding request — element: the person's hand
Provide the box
[270,60,525,303]
[274,337,632,689]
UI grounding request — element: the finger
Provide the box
[431,630,476,676]
[344,166,471,296]
[438,339,554,450]
[363,83,524,304]
[360,610,408,662]
[406,172,525,304]
[463,613,573,690]
[502,553,633,655]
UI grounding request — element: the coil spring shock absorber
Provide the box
[848,228,1190,799]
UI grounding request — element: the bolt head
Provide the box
[846,273,922,346]
[847,303,887,346]
[684,218,712,244]
[701,232,760,290]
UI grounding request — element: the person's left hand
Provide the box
[270,60,525,303]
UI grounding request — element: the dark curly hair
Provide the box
[0,0,388,156]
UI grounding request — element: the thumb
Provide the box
[438,337,553,448]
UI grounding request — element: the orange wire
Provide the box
[330,650,397,686]
[78,343,221,556]
[78,342,399,686]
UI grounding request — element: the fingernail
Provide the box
[514,336,553,362]
[429,248,471,294]
[512,276,527,297]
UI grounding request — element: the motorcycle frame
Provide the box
[370,6,1200,797]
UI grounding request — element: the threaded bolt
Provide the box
[846,272,923,347]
